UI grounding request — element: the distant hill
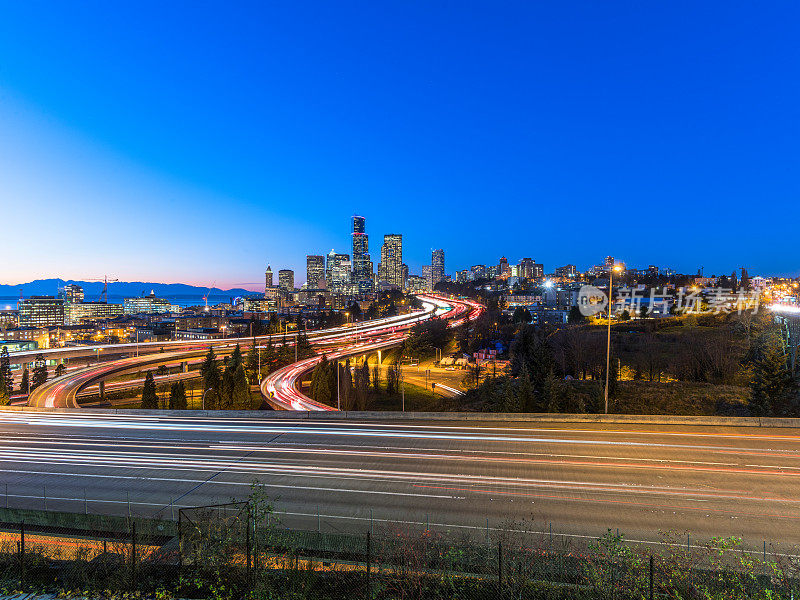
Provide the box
[0,279,256,301]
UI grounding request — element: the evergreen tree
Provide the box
[231,364,251,409]
[200,347,221,401]
[245,344,260,383]
[541,370,562,413]
[371,364,382,393]
[353,361,370,410]
[141,371,159,409]
[31,357,48,390]
[518,363,536,412]
[20,368,29,395]
[228,344,243,373]
[0,347,13,394]
[311,356,333,405]
[750,330,792,416]
[0,375,9,406]
[501,378,521,412]
[740,267,750,290]
[169,380,188,410]
[220,366,235,410]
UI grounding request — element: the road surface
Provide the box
[1,410,799,552]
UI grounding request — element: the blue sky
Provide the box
[1,1,798,289]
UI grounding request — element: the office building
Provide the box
[65,302,124,325]
[278,269,295,291]
[431,249,445,286]
[470,265,486,279]
[499,257,511,276]
[422,265,433,290]
[555,264,577,278]
[58,284,84,304]
[518,258,544,280]
[351,215,373,292]
[326,250,351,292]
[306,255,325,288]
[18,297,65,327]
[123,293,171,315]
[379,234,403,288]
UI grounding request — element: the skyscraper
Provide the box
[326,250,351,292]
[306,255,325,288]
[278,269,295,291]
[379,234,403,288]
[431,249,445,286]
[351,215,373,293]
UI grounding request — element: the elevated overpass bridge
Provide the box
[25,294,480,409]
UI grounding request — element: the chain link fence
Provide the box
[0,503,797,599]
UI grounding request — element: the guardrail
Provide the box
[2,406,798,428]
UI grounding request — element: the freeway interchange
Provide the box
[25,294,481,409]
[8,295,800,551]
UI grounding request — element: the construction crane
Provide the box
[202,281,217,310]
[82,276,119,303]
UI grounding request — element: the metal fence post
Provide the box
[177,511,182,568]
[19,520,25,586]
[649,554,654,600]
[84,488,88,515]
[498,540,503,600]
[366,530,371,598]
[131,521,137,589]
[246,503,252,577]
[43,485,47,510]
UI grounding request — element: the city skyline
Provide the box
[1,3,798,285]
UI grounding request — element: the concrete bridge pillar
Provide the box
[181,361,188,373]
[99,380,105,399]
[377,350,382,366]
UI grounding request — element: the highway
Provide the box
[262,294,483,410]
[0,410,799,551]
[26,294,477,409]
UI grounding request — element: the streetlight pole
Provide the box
[336,360,340,411]
[202,387,212,411]
[604,265,620,414]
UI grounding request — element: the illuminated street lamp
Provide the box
[604,264,623,414]
[202,387,212,410]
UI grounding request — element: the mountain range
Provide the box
[0,279,256,301]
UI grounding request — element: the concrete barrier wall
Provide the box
[1,405,796,428]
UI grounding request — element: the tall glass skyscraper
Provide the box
[431,249,445,286]
[306,255,325,288]
[351,215,373,293]
[379,234,403,288]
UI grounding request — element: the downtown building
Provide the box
[65,302,124,325]
[18,296,65,327]
[326,250,352,293]
[306,255,325,289]
[278,269,295,291]
[351,215,373,294]
[378,234,403,289]
[431,249,445,287]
